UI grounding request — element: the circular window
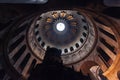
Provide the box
[56,22,66,32]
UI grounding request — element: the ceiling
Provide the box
[0,0,120,7]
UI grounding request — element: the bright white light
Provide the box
[56,23,65,32]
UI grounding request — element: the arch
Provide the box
[117,71,120,79]
[80,61,98,75]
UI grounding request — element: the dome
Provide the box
[28,10,96,64]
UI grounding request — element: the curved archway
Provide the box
[80,61,98,75]
[117,71,120,79]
